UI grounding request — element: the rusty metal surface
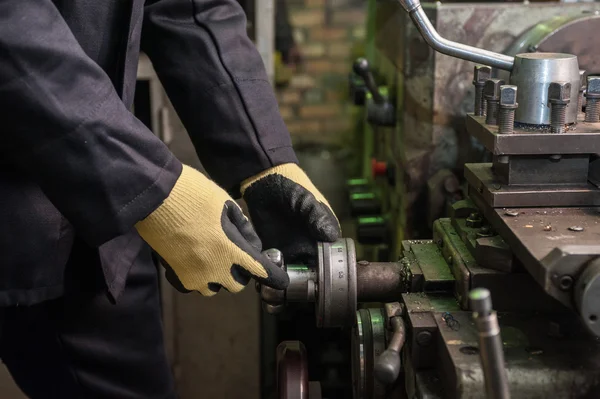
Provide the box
[498,14,600,82]
[468,192,600,308]
[465,163,600,208]
[466,114,600,156]
[435,311,600,399]
[373,2,600,241]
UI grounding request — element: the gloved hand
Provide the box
[135,165,289,296]
[241,163,341,264]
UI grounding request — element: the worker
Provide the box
[0,1,340,398]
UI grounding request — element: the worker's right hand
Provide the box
[135,165,289,296]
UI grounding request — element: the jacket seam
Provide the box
[189,0,274,168]
[12,85,113,162]
[116,151,175,215]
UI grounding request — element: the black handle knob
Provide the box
[352,58,385,105]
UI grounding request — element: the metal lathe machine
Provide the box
[261,1,600,398]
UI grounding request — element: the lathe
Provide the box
[261,1,600,398]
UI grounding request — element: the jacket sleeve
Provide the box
[141,0,298,196]
[0,0,182,246]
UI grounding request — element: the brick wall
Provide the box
[277,3,366,145]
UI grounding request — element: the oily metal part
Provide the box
[352,309,387,399]
[435,311,600,398]
[277,341,309,399]
[465,114,600,156]
[317,239,357,328]
[468,193,600,312]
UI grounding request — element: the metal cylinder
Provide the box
[585,76,600,123]
[277,341,309,399]
[316,239,357,328]
[586,98,600,123]
[550,104,567,133]
[475,85,485,117]
[286,265,317,303]
[578,70,586,113]
[486,101,499,125]
[470,289,510,399]
[498,108,515,134]
[356,262,406,302]
[510,53,580,125]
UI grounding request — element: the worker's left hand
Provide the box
[241,163,341,264]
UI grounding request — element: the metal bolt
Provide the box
[498,85,518,134]
[484,79,505,125]
[578,70,586,113]
[568,225,584,232]
[585,76,600,123]
[416,331,433,347]
[473,65,491,116]
[466,212,482,228]
[477,226,493,238]
[549,154,562,162]
[548,82,571,133]
[558,275,574,291]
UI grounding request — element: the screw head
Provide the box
[416,331,433,346]
[484,79,505,100]
[586,76,600,98]
[473,65,491,85]
[499,85,518,107]
[548,82,571,104]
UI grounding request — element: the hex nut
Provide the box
[499,85,518,107]
[484,79,505,100]
[473,65,491,85]
[548,82,571,103]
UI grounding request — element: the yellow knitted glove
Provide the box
[241,163,341,263]
[135,165,289,296]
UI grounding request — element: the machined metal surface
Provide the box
[510,53,580,125]
[435,311,600,398]
[317,239,357,328]
[469,289,510,399]
[355,261,407,302]
[467,199,600,313]
[465,163,600,208]
[466,114,600,156]
[352,308,387,399]
[374,2,599,241]
[277,341,309,399]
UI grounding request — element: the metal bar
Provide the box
[397,0,515,71]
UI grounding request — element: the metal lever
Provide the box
[374,303,406,385]
[397,0,514,71]
[353,58,386,105]
[470,288,510,399]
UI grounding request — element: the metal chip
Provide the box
[568,226,584,232]
[504,210,520,217]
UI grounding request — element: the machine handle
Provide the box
[353,58,386,105]
[397,0,514,71]
[374,316,406,384]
